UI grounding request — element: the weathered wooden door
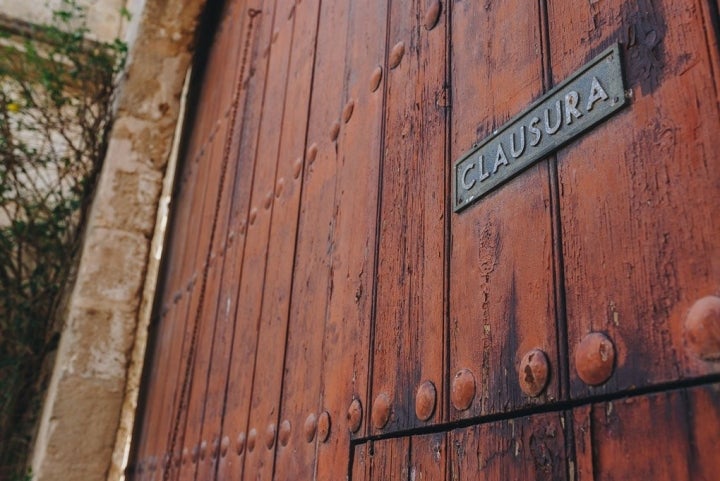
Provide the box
[129,0,720,479]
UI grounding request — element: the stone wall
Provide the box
[27,0,207,479]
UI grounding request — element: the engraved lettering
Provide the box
[528,116,542,146]
[493,143,509,173]
[544,100,562,134]
[461,162,476,190]
[510,125,526,158]
[564,90,583,124]
[586,76,609,111]
[453,44,626,212]
[478,154,489,182]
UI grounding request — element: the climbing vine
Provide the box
[0,1,126,477]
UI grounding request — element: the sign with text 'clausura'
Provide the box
[453,43,627,212]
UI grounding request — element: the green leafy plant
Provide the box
[0,1,126,477]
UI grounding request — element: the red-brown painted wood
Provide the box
[548,0,720,399]
[448,0,559,421]
[313,0,387,477]
[449,412,568,480]
[573,384,720,480]
[370,0,447,434]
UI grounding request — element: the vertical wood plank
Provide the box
[573,384,720,480]
[409,433,445,481]
[212,0,282,478]
[265,0,352,478]
[368,438,410,481]
[370,0,448,434]
[239,0,321,478]
[448,0,558,421]
[449,412,567,480]
[313,0,388,477]
[548,0,720,399]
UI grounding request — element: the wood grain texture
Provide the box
[213,0,281,478]
[448,0,559,420]
[449,412,567,481]
[240,0,320,478]
[573,383,720,481]
[370,0,447,433]
[548,0,720,399]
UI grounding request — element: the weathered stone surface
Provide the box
[33,376,124,481]
[76,228,149,305]
[66,305,138,381]
[28,0,208,480]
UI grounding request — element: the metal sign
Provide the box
[453,43,627,212]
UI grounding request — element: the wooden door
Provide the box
[128,0,720,479]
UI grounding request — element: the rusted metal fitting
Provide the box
[279,420,292,447]
[389,41,405,69]
[370,66,383,92]
[423,1,442,30]
[304,413,317,442]
[451,368,476,411]
[684,295,720,361]
[317,411,331,442]
[575,332,616,386]
[211,437,220,458]
[330,121,341,141]
[265,423,276,449]
[293,157,303,179]
[307,143,319,164]
[347,398,363,433]
[518,348,550,397]
[247,428,257,452]
[343,99,355,123]
[236,432,246,455]
[199,440,208,461]
[220,436,230,457]
[415,380,437,421]
[371,393,391,429]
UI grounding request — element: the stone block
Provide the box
[76,227,148,305]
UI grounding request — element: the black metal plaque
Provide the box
[453,43,627,213]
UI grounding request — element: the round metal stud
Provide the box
[371,393,391,430]
[423,0,442,30]
[518,348,550,397]
[279,420,292,447]
[275,178,285,198]
[343,99,355,123]
[389,41,405,69]
[317,411,331,442]
[236,432,246,455]
[265,423,276,449]
[685,295,720,361]
[451,368,476,411]
[415,380,437,421]
[575,332,616,386]
[347,398,363,433]
[307,143,319,164]
[330,121,341,141]
[293,157,303,178]
[200,440,208,460]
[370,65,383,92]
[304,413,318,443]
[191,445,200,463]
[247,428,257,452]
[220,436,230,457]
